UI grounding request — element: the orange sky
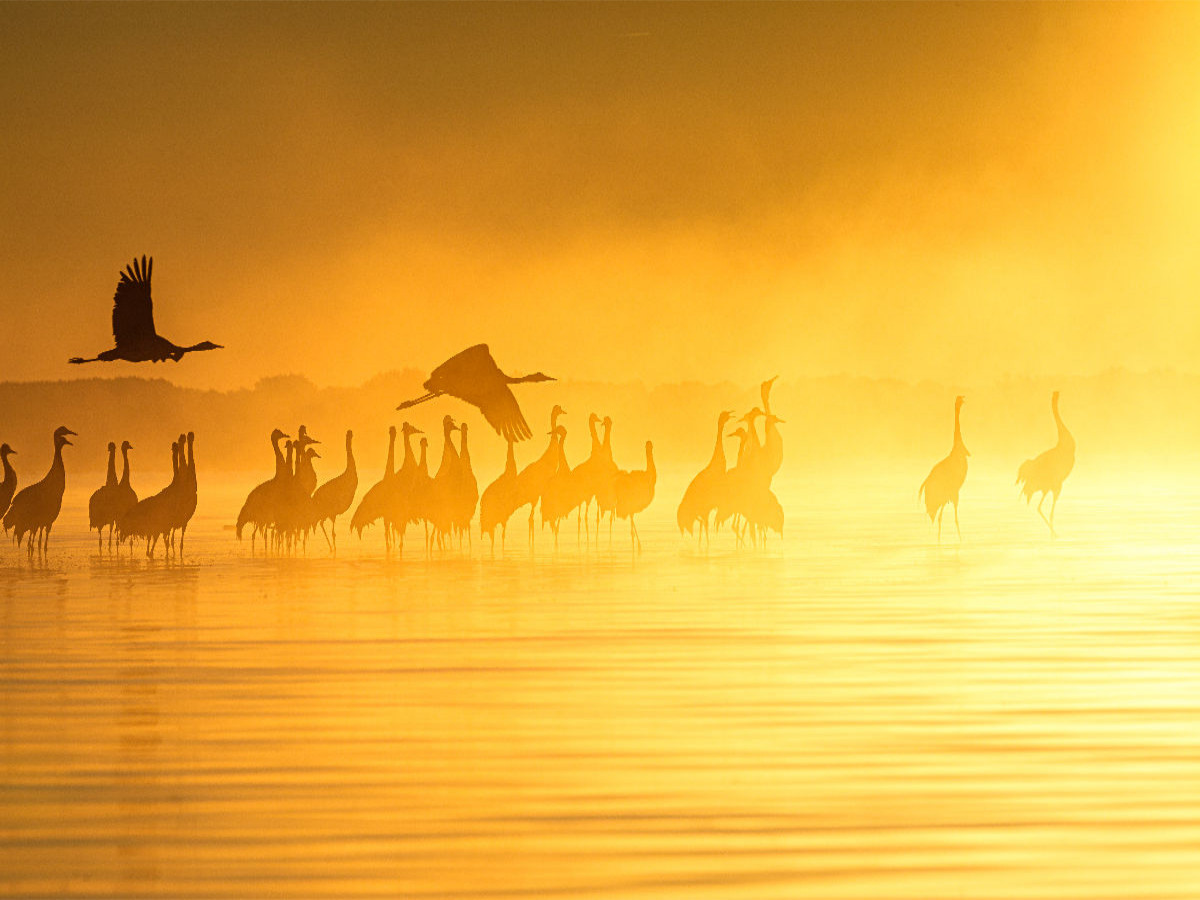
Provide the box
[2,2,1199,391]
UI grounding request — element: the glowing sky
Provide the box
[2,2,1199,390]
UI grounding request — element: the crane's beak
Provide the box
[773,417,787,424]
[312,451,321,459]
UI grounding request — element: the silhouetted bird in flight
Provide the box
[919,395,969,542]
[396,344,555,442]
[1016,391,1075,535]
[68,256,223,365]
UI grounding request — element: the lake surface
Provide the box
[2,469,1199,898]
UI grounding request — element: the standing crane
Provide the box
[312,430,358,552]
[396,344,555,442]
[677,410,736,545]
[68,256,223,364]
[1016,391,1075,535]
[919,395,969,542]
[3,427,76,554]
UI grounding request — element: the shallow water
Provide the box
[2,471,1200,898]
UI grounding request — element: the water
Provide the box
[2,470,1200,898]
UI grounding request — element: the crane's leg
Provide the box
[936,506,944,543]
[632,517,641,553]
[97,528,103,552]
[501,523,507,554]
[1049,491,1059,537]
[332,519,338,553]
[44,525,51,552]
[1036,493,1054,535]
[953,502,962,542]
[320,521,332,551]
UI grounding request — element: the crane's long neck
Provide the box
[273,436,287,479]
[186,436,196,484]
[952,405,967,456]
[601,422,613,462]
[1052,397,1074,450]
[49,440,66,485]
[440,424,458,469]
[417,442,428,476]
[556,435,568,473]
[401,432,416,473]
[1,454,15,486]
[384,432,396,477]
[104,446,117,487]
[119,446,131,487]
[284,442,294,478]
[709,417,727,471]
[345,435,356,477]
[459,430,471,468]
[588,418,600,456]
[645,445,656,479]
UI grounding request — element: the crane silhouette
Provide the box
[677,410,736,545]
[452,422,479,548]
[480,437,521,553]
[919,395,969,542]
[396,344,554,442]
[514,405,566,547]
[1016,391,1075,535]
[3,427,75,554]
[351,425,399,548]
[312,430,358,552]
[0,444,16,521]
[614,441,656,552]
[68,256,223,364]
[173,432,198,555]
[89,441,138,551]
[236,429,290,550]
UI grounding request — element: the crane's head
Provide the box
[121,441,133,452]
[54,426,76,447]
[518,372,555,383]
[602,415,612,428]
[401,422,422,436]
[388,425,397,438]
[718,409,736,426]
[0,443,14,457]
[270,428,289,444]
[107,441,116,452]
[741,407,764,422]
[554,425,567,440]
[442,415,456,433]
[955,395,965,409]
[419,437,428,450]
[345,430,354,446]
[1052,390,1060,404]
[589,412,600,425]
[727,427,747,440]
[308,449,320,460]
[186,432,195,443]
[551,405,567,421]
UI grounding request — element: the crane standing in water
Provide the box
[1016,391,1075,536]
[919,395,969,542]
[396,344,555,442]
[68,256,223,364]
[312,430,358,552]
[677,410,736,546]
[3,427,75,554]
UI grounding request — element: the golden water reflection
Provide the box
[2,473,1199,898]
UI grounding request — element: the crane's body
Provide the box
[1016,392,1075,535]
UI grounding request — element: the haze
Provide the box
[2,3,1199,391]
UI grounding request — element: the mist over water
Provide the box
[3,472,1198,898]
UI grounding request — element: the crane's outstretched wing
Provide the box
[480,384,533,442]
[112,256,156,347]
